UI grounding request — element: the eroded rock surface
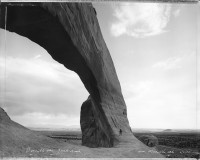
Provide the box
[0,3,148,148]
[0,107,11,123]
[80,96,113,147]
[138,135,159,147]
[0,107,61,157]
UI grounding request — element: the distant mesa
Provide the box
[163,129,173,132]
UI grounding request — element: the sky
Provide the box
[0,2,199,130]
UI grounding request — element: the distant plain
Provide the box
[33,128,200,158]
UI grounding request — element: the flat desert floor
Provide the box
[0,127,164,158]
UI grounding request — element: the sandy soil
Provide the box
[0,106,164,158]
[0,124,164,158]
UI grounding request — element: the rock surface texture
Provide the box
[138,135,159,147]
[0,107,11,123]
[0,107,63,157]
[0,3,156,151]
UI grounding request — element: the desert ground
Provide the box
[133,129,200,158]
[1,107,163,158]
[35,129,200,158]
[1,107,200,158]
[0,126,163,158]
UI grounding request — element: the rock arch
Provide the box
[0,3,135,147]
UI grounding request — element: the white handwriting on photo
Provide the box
[26,147,81,154]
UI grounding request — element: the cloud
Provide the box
[0,30,89,128]
[111,3,172,38]
[173,9,181,17]
[122,80,153,99]
[126,75,196,129]
[0,56,88,117]
[152,56,182,70]
[33,54,41,59]
[11,112,80,128]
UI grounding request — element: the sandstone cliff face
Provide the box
[0,107,11,123]
[1,3,139,147]
[0,107,61,157]
[41,3,132,147]
[81,96,114,147]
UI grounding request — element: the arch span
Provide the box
[0,3,136,147]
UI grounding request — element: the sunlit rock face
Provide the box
[0,3,134,147]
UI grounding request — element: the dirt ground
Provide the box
[1,127,164,158]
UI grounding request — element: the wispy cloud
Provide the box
[111,3,172,38]
[0,57,79,87]
[33,54,41,59]
[152,56,182,70]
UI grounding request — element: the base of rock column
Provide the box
[80,96,114,148]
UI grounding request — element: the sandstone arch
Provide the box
[0,3,136,147]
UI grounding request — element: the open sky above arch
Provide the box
[0,2,199,130]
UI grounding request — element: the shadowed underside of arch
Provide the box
[0,3,138,147]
